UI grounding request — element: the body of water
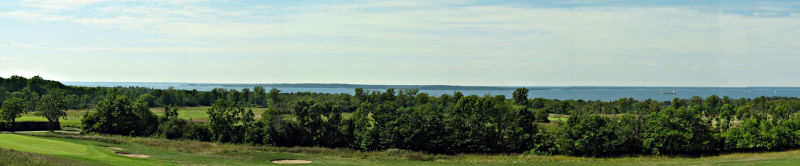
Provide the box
[62,82,800,101]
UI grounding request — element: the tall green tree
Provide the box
[513,87,529,105]
[253,86,267,107]
[0,96,26,131]
[207,99,253,143]
[163,104,179,120]
[268,88,281,104]
[82,94,158,136]
[642,107,717,155]
[39,89,67,131]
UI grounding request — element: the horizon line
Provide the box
[61,81,800,88]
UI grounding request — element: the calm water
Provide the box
[62,82,800,101]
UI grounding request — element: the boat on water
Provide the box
[661,90,677,94]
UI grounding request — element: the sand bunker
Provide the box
[271,160,312,164]
[115,151,150,158]
[106,146,124,151]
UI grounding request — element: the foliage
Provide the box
[0,96,26,131]
[81,94,158,136]
[38,89,68,131]
[10,75,800,156]
[513,87,529,105]
[206,99,255,143]
[642,107,717,155]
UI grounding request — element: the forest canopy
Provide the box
[3,75,800,156]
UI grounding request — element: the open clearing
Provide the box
[5,133,800,165]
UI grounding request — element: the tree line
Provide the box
[4,76,800,156]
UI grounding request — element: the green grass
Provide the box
[15,110,87,127]
[0,148,84,166]
[6,132,800,165]
[151,106,267,122]
[547,114,568,122]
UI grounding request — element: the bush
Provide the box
[156,118,191,139]
[186,123,211,141]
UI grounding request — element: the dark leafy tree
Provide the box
[38,89,67,131]
[207,99,253,143]
[0,96,26,131]
[513,87,529,105]
[642,107,717,155]
[82,94,158,136]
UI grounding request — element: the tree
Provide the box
[21,87,39,112]
[268,88,281,104]
[164,104,179,120]
[3,75,27,92]
[138,94,157,107]
[354,88,366,102]
[556,113,627,156]
[207,99,253,143]
[642,107,717,155]
[82,94,158,136]
[253,86,267,107]
[0,96,26,131]
[353,102,378,150]
[513,87,530,105]
[39,89,67,131]
[27,75,47,95]
[241,88,251,106]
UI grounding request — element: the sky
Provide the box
[0,0,799,86]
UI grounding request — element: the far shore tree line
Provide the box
[4,75,800,156]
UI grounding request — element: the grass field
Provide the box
[15,110,88,128]
[5,132,800,165]
[151,106,268,123]
[547,114,568,122]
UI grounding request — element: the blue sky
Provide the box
[1,0,799,86]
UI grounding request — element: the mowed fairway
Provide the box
[0,134,166,165]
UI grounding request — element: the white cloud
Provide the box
[0,11,69,21]
[20,0,107,11]
[3,0,800,85]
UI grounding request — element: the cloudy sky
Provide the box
[1,0,798,86]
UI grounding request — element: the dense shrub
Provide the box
[156,118,192,139]
[642,107,718,155]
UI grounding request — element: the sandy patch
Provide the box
[271,160,312,164]
[106,146,124,151]
[115,151,150,158]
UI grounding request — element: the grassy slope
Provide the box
[0,134,168,166]
[0,148,85,166]
[4,133,800,165]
